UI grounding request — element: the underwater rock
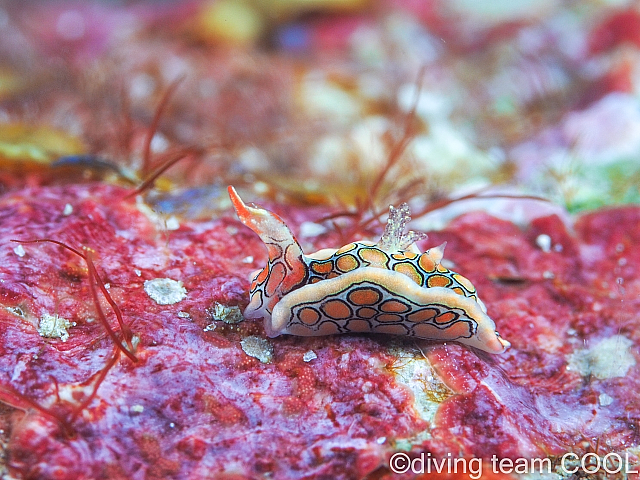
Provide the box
[0,184,639,479]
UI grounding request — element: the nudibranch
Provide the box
[228,186,510,354]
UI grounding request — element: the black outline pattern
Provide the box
[285,279,478,341]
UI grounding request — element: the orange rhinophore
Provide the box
[228,186,510,354]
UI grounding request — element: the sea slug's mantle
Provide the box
[228,186,510,353]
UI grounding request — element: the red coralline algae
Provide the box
[420,209,640,464]
[4,1,640,478]
[0,183,639,479]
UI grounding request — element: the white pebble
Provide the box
[241,336,273,363]
[144,278,187,305]
[209,303,244,324]
[599,393,614,406]
[303,350,318,362]
[38,313,75,342]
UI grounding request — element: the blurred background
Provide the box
[1,0,639,219]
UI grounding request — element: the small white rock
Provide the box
[241,336,273,363]
[599,393,614,406]
[38,313,75,342]
[209,303,244,324]
[63,203,73,215]
[144,278,187,305]
[303,350,318,362]
[13,245,25,257]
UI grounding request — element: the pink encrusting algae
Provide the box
[0,184,639,479]
[2,0,640,479]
